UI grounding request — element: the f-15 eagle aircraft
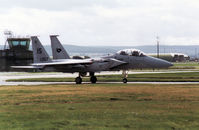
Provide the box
[12,36,173,84]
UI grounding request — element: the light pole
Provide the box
[157,36,160,58]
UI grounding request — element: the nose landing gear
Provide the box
[122,70,128,83]
[123,78,128,83]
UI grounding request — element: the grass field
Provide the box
[7,72,199,82]
[0,84,199,129]
[173,62,199,66]
[171,62,199,69]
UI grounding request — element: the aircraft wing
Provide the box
[11,66,43,69]
[31,59,93,66]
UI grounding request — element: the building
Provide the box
[149,53,190,62]
[0,36,33,71]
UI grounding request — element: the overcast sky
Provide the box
[0,0,199,46]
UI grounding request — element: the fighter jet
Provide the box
[12,36,173,84]
[50,35,173,84]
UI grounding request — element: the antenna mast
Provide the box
[4,30,13,49]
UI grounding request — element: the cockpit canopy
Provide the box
[117,49,146,57]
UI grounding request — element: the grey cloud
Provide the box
[0,0,122,11]
[0,0,199,46]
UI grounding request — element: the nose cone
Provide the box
[147,56,173,68]
[156,59,173,68]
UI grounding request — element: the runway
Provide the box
[2,82,199,86]
[1,71,199,85]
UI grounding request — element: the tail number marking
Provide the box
[40,57,49,62]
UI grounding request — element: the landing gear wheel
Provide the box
[123,78,128,83]
[75,77,82,84]
[90,76,97,84]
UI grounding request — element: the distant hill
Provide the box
[1,44,199,58]
[44,45,199,58]
[43,44,117,56]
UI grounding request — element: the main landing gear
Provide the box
[90,72,97,84]
[75,72,97,84]
[75,76,82,84]
[122,70,128,83]
[75,71,128,84]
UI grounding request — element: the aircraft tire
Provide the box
[90,76,97,84]
[75,77,82,84]
[123,78,128,83]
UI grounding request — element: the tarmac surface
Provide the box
[1,71,199,85]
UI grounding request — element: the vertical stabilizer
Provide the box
[31,36,51,63]
[50,35,70,59]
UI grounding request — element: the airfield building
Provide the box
[149,53,190,62]
[0,36,33,71]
